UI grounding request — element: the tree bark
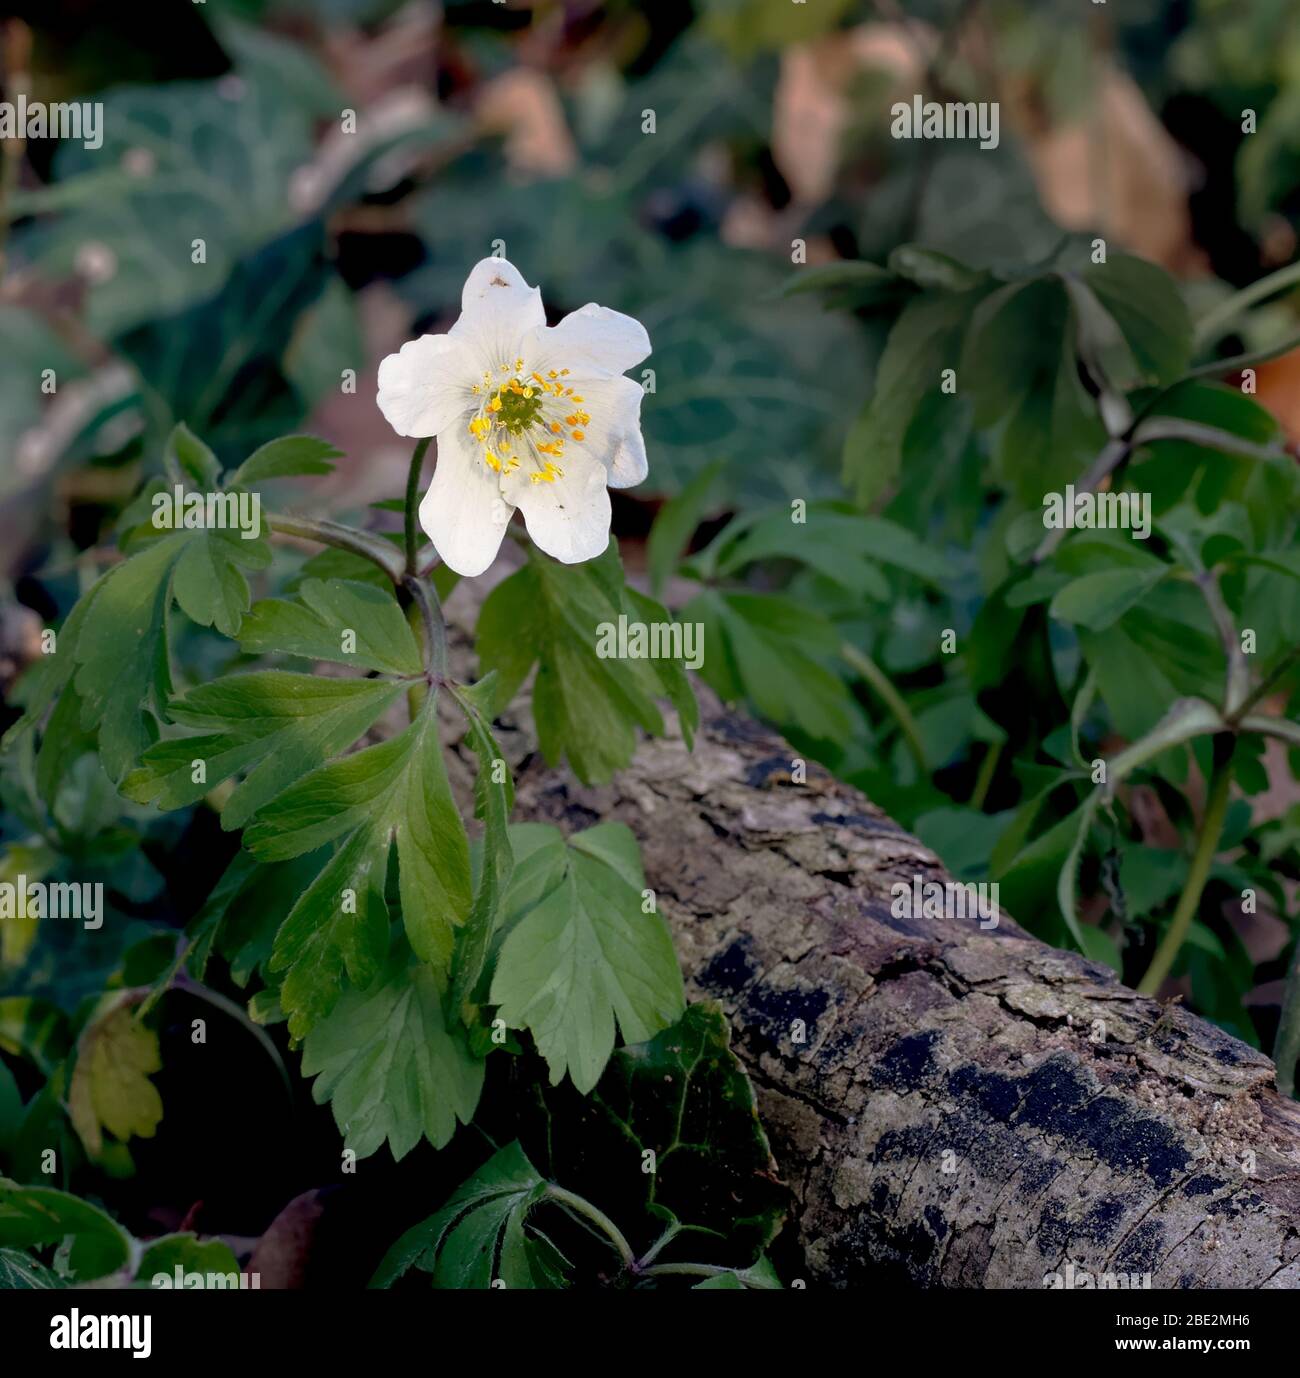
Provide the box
[471,700,1300,1289]
[442,598,1300,1290]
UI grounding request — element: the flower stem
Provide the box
[404,437,431,576]
[1136,750,1234,996]
[266,512,404,583]
[543,1185,635,1269]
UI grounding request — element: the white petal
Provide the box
[509,450,612,566]
[550,375,649,490]
[419,427,514,577]
[522,302,651,377]
[604,378,648,489]
[449,257,545,373]
[376,334,476,438]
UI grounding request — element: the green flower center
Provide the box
[495,381,543,434]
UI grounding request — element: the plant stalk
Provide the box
[1194,260,1300,348]
[544,1185,635,1269]
[840,641,927,774]
[404,437,431,576]
[402,574,447,680]
[266,512,404,583]
[1136,751,1234,996]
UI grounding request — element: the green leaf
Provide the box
[136,1234,242,1285]
[60,454,282,779]
[1,581,102,754]
[779,259,904,310]
[165,422,221,488]
[1079,586,1223,739]
[963,276,1104,497]
[124,672,405,830]
[238,578,422,675]
[0,1246,62,1288]
[846,287,985,507]
[0,1179,132,1282]
[372,1141,565,1290]
[244,692,471,1036]
[71,534,180,781]
[302,947,484,1159]
[67,994,163,1159]
[1048,567,1168,632]
[448,681,515,1026]
[709,504,912,597]
[171,522,274,638]
[490,823,684,1093]
[647,458,724,596]
[477,542,696,784]
[230,435,342,486]
[0,998,71,1077]
[684,588,857,747]
[887,244,987,292]
[1083,253,1191,385]
[693,1271,745,1289]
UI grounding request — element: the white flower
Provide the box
[376,257,651,577]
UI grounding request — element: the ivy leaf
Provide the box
[477,542,697,784]
[243,692,471,1037]
[301,945,484,1160]
[123,672,405,830]
[542,1002,787,1262]
[237,578,422,675]
[230,435,342,486]
[371,1141,566,1290]
[21,76,313,337]
[67,994,163,1159]
[489,821,684,1093]
[0,1179,132,1282]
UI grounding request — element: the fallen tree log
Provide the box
[440,595,1300,1289]
[502,721,1300,1285]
